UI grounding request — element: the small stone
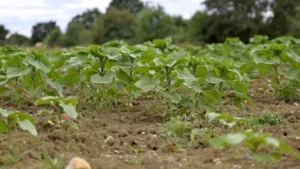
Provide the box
[233,164,242,169]
[119,130,129,137]
[105,136,115,146]
[48,120,55,126]
[294,103,299,106]
[216,161,222,165]
[295,136,300,140]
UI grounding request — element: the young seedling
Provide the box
[35,96,78,129]
[0,108,37,149]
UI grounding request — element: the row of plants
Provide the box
[0,35,300,166]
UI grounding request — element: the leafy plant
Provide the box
[209,131,300,161]
[35,96,78,129]
[206,112,248,129]
[250,40,300,98]
[0,108,37,149]
[248,111,281,127]
[32,151,65,169]
[160,117,192,137]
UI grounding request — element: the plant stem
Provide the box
[274,63,280,86]
[219,82,224,113]
[7,128,13,150]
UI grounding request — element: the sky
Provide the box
[0,0,205,37]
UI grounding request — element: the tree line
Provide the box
[0,0,300,46]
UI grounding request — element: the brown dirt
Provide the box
[0,78,300,169]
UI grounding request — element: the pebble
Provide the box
[233,164,242,169]
[104,136,115,146]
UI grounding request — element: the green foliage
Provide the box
[209,131,300,161]
[248,111,281,127]
[267,0,300,38]
[70,8,101,29]
[6,33,30,46]
[187,11,209,42]
[35,96,78,120]
[63,22,93,46]
[92,15,105,44]
[104,8,136,42]
[0,108,37,136]
[0,24,9,44]
[202,0,269,43]
[44,28,62,47]
[136,6,174,42]
[31,21,58,44]
[207,112,248,129]
[108,0,144,14]
[160,117,192,137]
[32,151,64,169]
[275,79,300,101]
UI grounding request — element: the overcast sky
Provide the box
[0,0,205,37]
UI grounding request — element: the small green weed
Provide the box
[248,111,281,127]
[160,117,192,137]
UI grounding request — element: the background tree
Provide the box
[266,0,300,38]
[171,16,189,43]
[203,0,269,43]
[188,11,209,43]
[92,15,105,44]
[0,25,9,45]
[44,27,62,47]
[136,6,174,42]
[31,21,58,44]
[103,8,136,42]
[6,33,29,46]
[63,22,93,46]
[287,6,300,38]
[108,0,144,14]
[70,8,101,29]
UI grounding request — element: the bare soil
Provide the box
[0,78,300,169]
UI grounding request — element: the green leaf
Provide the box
[135,76,156,92]
[203,89,221,104]
[206,77,224,84]
[234,81,248,94]
[116,70,132,83]
[26,55,52,73]
[0,119,8,133]
[68,121,79,130]
[90,71,115,84]
[162,92,181,104]
[139,48,157,63]
[253,153,272,162]
[35,96,60,105]
[59,98,78,119]
[270,152,281,160]
[46,78,63,97]
[225,133,247,144]
[209,133,246,149]
[58,70,80,86]
[214,67,221,77]
[195,66,208,78]
[0,75,8,85]
[207,112,221,122]
[265,137,279,147]
[17,119,38,136]
[0,108,11,117]
[6,67,31,78]
[177,68,197,82]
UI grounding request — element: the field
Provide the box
[0,36,300,169]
